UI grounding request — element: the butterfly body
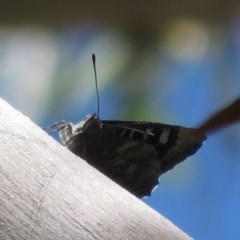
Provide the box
[57,114,206,198]
[45,54,240,198]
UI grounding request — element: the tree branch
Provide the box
[0,98,191,240]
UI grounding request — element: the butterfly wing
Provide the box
[102,120,206,173]
[88,129,160,198]
[65,117,206,198]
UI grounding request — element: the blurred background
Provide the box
[0,1,240,239]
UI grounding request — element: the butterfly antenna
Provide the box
[92,54,100,117]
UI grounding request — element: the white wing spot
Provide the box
[143,128,153,141]
[159,129,169,144]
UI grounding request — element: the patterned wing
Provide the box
[102,120,206,173]
[65,117,206,198]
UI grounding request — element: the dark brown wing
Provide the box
[66,120,206,198]
[102,121,206,173]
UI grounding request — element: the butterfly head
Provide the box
[58,113,100,145]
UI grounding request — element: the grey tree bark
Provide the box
[0,98,191,240]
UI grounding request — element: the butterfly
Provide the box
[46,54,240,198]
